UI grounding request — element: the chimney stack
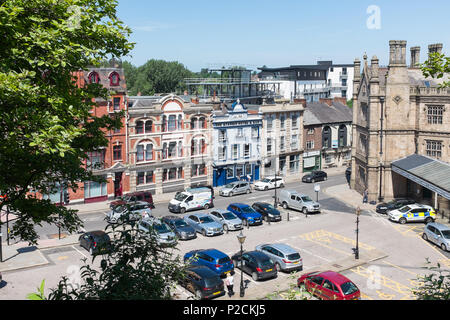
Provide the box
[410,46,421,68]
[428,43,443,55]
[319,98,333,106]
[389,40,407,66]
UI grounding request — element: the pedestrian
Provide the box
[363,189,368,204]
[225,272,234,297]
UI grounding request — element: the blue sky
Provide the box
[117,0,450,72]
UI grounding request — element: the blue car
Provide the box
[184,249,234,277]
[227,203,263,227]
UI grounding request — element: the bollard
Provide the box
[226,226,229,234]
[247,220,249,230]
[287,211,290,221]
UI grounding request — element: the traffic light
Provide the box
[63,190,70,204]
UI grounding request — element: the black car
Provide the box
[251,202,282,222]
[302,171,328,183]
[231,250,277,281]
[376,199,416,214]
[79,231,111,255]
[161,215,197,240]
[180,266,225,300]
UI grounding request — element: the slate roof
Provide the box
[303,101,352,126]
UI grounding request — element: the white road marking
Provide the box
[72,245,89,259]
[296,247,332,262]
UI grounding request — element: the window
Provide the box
[342,79,347,86]
[136,143,153,162]
[307,128,314,135]
[325,154,335,164]
[289,155,300,173]
[145,120,153,133]
[291,135,298,149]
[291,115,298,128]
[280,136,285,151]
[178,115,183,130]
[244,144,250,158]
[280,116,285,129]
[427,105,444,124]
[338,125,347,147]
[136,171,154,185]
[163,167,183,181]
[245,163,252,175]
[218,146,226,160]
[323,126,331,148]
[341,90,347,98]
[219,130,227,142]
[226,167,234,179]
[136,121,144,134]
[426,140,442,158]
[87,150,105,169]
[236,165,244,178]
[252,127,259,138]
[145,144,153,161]
[232,144,239,159]
[113,145,122,161]
[162,115,167,132]
[168,115,177,131]
[267,117,273,130]
[88,72,99,84]
[113,97,120,110]
[84,176,107,198]
[237,128,243,137]
[199,117,206,129]
[168,141,177,158]
[267,138,272,153]
[192,164,206,177]
[109,72,120,86]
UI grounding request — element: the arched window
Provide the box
[168,115,176,131]
[199,117,206,129]
[136,143,154,162]
[178,141,183,157]
[162,115,167,132]
[201,139,206,154]
[109,72,120,86]
[145,144,153,161]
[339,125,347,147]
[191,117,198,129]
[136,145,144,162]
[145,120,153,133]
[88,72,99,84]
[162,143,167,159]
[322,126,332,149]
[136,121,144,134]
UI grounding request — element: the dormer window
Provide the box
[109,72,120,86]
[88,72,99,84]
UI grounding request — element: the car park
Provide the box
[422,222,450,252]
[179,265,225,300]
[78,231,111,255]
[388,204,436,224]
[138,218,177,246]
[302,171,327,183]
[168,187,213,214]
[219,181,252,197]
[184,213,223,237]
[251,202,282,222]
[161,215,197,240]
[231,250,277,281]
[184,249,234,277]
[227,203,263,227]
[254,177,285,191]
[297,271,361,300]
[105,201,152,223]
[109,191,154,210]
[209,209,243,232]
[255,243,302,272]
[278,189,320,214]
[376,199,416,214]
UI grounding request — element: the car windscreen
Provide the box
[287,253,301,260]
[94,234,110,243]
[222,212,236,220]
[154,223,171,233]
[301,196,313,202]
[224,183,235,188]
[399,206,411,213]
[241,206,255,214]
[199,216,214,224]
[441,230,450,239]
[258,258,274,268]
[174,220,189,227]
[340,281,358,295]
[174,193,188,202]
[261,178,270,183]
[204,276,222,288]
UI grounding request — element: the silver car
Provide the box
[422,222,450,252]
[138,218,177,246]
[219,181,252,197]
[183,213,224,237]
[209,209,243,232]
[278,189,320,214]
[255,243,303,272]
[105,201,152,223]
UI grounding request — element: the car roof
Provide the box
[162,215,182,221]
[246,250,271,260]
[201,249,229,259]
[87,230,107,237]
[211,209,232,214]
[263,243,297,254]
[230,203,250,208]
[188,265,220,278]
[318,271,353,285]
[188,212,210,217]
[405,204,431,209]
[428,222,450,231]
[255,202,272,206]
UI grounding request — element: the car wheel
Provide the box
[229,192,233,197]
[282,202,288,209]
[275,263,281,272]
[243,219,249,227]
[264,186,268,191]
[252,272,259,281]
[233,259,239,268]
[246,189,250,194]
[264,215,269,222]
[180,207,186,214]
[223,224,228,232]
[399,217,407,224]
[312,179,315,183]
[425,217,433,224]
[202,229,207,237]
[195,290,203,300]
[302,207,308,214]
[280,183,284,188]
[204,203,210,210]
[422,233,428,241]
[441,243,448,251]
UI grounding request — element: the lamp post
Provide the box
[378,96,385,202]
[237,230,246,297]
[354,207,361,259]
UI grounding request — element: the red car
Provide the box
[110,191,154,210]
[297,271,361,300]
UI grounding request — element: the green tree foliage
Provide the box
[46,216,187,300]
[421,52,450,88]
[412,261,450,300]
[0,0,134,244]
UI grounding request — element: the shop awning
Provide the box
[391,154,450,200]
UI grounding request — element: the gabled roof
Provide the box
[304,101,352,126]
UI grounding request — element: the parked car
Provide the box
[78,231,111,255]
[110,191,154,210]
[251,202,282,222]
[376,199,416,214]
[219,181,252,197]
[254,177,285,191]
[297,271,361,300]
[105,201,152,224]
[161,215,197,240]
[184,249,234,277]
[278,189,320,214]
[179,265,225,300]
[227,203,263,227]
[302,171,327,183]
[388,204,436,224]
[422,222,450,252]
[255,243,302,272]
[138,217,177,246]
[209,209,243,232]
[231,250,277,281]
[169,187,213,214]
[184,213,223,237]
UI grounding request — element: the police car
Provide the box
[388,204,436,224]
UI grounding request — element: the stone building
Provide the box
[350,40,450,212]
[259,101,304,180]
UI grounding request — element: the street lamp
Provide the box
[237,230,246,297]
[354,207,361,259]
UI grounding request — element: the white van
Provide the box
[168,187,213,214]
